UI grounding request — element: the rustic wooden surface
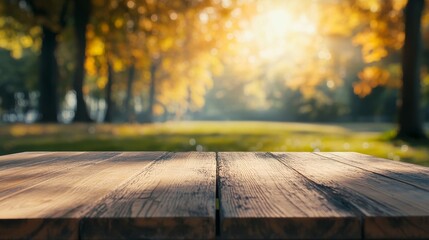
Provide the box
[218,152,360,239]
[81,152,216,240]
[273,152,429,239]
[0,151,164,239]
[0,151,428,239]
[317,152,429,191]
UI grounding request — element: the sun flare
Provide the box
[238,2,318,61]
[261,9,316,37]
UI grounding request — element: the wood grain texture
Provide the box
[1,151,429,239]
[0,151,163,240]
[0,152,104,199]
[0,152,51,162]
[218,152,361,239]
[81,152,216,240]
[316,152,429,191]
[273,152,429,239]
[0,152,84,170]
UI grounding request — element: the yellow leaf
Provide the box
[358,66,390,87]
[353,82,372,98]
[97,76,107,89]
[392,0,407,11]
[114,18,124,28]
[88,38,105,56]
[160,37,174,51]
[113,59,124,71]
[85,57,97,76]
[357,0,380,12]
[11,47,22,59]
[20,36,33,48]
[140,18,152,31]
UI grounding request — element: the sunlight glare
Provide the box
[237,2,318,61]
[264,10,316,37]
[265,9,293,38]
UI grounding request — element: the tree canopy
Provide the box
[0,0,428,138]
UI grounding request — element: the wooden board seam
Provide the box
[215,152,221,238]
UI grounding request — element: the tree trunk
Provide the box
[104,61,114,123]
[124,63,135,122]
[72,0,92,122]
[147,60,158,123]
[38,26,59,122]
[397,0,427,139]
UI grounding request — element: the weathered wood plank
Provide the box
[0,152,83,169]
[0,152,163,239]
[81,152,216,240]
[0,152,118,200]
[316,152,429,192]
[0,152,50,162]
[218,152,361,239]
[273,152,429,239]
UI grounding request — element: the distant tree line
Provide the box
[0,0,427,139]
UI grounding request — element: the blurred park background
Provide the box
[1,0,429,165]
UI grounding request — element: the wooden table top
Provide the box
[0,152,428,239]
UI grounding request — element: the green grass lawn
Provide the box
[1,121,428,166]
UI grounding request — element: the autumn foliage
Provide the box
[0,0,428,132]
